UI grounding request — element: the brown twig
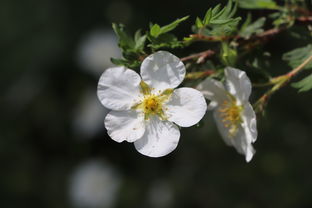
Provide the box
[181,50,215,63]
[185,69,215,80]
[254,54,312,114]
[255,28,283,38]
[296,16,312,22]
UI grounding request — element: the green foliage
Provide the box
[112,23,135,52]
[149,16,189,38]
[220,42,237,66]
[112,23,147,68]
[239,14,266,39]
[148,33,183,50]
[148,16,189,50]
[238,0,279,10]
[292,73,312,92]
[283,44,312,70]
[134,30,147,52]
[270,11,294,27]
[194,0,241,36]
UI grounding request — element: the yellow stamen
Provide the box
[132,81,173,120]
[218,97,243,137]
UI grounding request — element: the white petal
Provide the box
[134,116,180,157]
[104,110,145,143]
[213,108,232,146]
[241,102,257,143]
[165,87,207,127]
[196,78,228,110]
[213,107,256,162]
[224,67,252,103]
[97,66,142,111]
[140,51,185,92]
[231,127,256,162]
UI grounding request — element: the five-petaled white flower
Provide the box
[97,51,207,157]
[197,67,257,162]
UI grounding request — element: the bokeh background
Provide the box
[1,0,312,207]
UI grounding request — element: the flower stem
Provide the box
[286,54,312,78]
[254,54,312,114]
[185,69,215,80]
[181,50,215,63]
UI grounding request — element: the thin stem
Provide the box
[185,69,215,80]
[181,50,215,63]
[254,54,312,114]
[252,82,275,87]
[287,54,312,78]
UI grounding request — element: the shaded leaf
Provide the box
[239,16,266,39]
[112,23,135,50]
[148,33,183,50]
[283,45,312,70]
[292,73,312,92]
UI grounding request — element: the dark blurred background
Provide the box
[1,0,312,207]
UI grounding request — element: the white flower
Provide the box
[197,67,257,162]
[77,29,121,76]
[97,51,207,157]
[69,160,121,208]
[72,89,109,139]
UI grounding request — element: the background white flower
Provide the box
[197,67,257,162]
[77,29,121,76]
[72,89,108,139]
[97,51,207,157]
[69,160,122,208]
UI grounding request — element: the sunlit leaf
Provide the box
[150,16,189,38]
[239,0,279,10]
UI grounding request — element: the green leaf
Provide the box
[149,16,189,38]
[194,0,241,36]
[112,23,135,50]
[292,73,312,92]
[195,17,204,28]
[239,16,266,39]
[212,4,222,16]
[269,11,294,27]
[134,30,146,51]
[220,42,237,66]
[203,8,212,25]
[218,0,234,19]
[159,16,189,34]
[111,24,147,68]
[240,13,252,32]
[282,45,312,70]
[239,0,279,10]
[209,17,241,36]
[148,33,183,50]
[111,58,141,68]
[150,24,161,37]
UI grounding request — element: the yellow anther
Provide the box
[218,98,243,137]
[132,82,173,120]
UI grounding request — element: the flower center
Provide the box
[218,98,243,137]
[132,81,173,120]
[143,96,162,114]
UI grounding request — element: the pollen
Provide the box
[132,81,173,120]
[144,96,161,113]
[218,98,243,137]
